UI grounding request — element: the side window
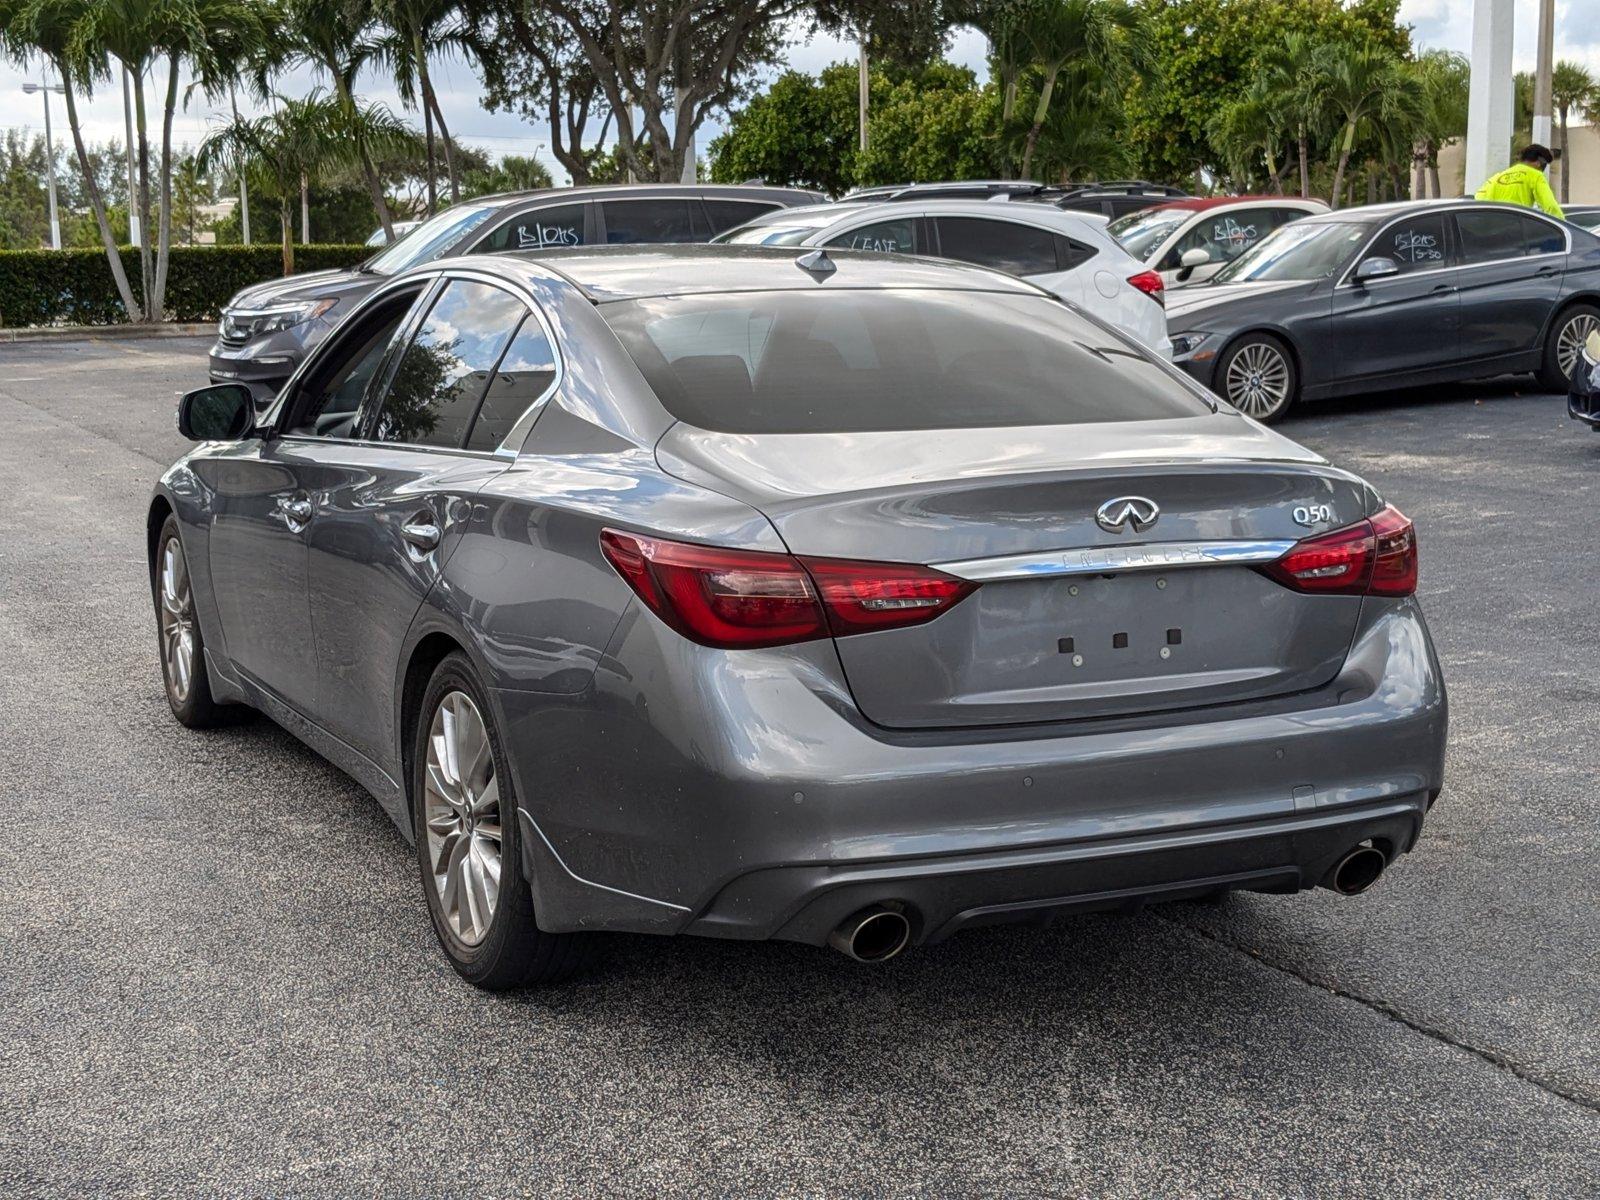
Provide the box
[372,280,525,448]
[934,217,1058,276]
[1518,213,1565,255]
[703,199,780,234]
[474,203,587,253]
[1055,235,1097,270]
[286,292,419,439]
[602,199,696,244]
[1165,208,1286,270]
[466,316,558,451]
[1456,209,1529,264]
[824,217,917,254]
[1379,213,1449,274]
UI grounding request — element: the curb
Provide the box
[2,322,215,344]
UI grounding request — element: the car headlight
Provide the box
[1169,331,1213,358]
[220,298,336,340]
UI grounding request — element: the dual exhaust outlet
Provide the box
[829,845,1387,962]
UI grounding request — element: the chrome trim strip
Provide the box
[936,539,1297,582]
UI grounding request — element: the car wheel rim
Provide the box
[423,690,502,948]
[1224,343,1290,418]
[158,538,195,703]
[1556,312,1599,380]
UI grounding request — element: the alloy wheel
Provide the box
[423,690,502,947]
[1224,342,1291,419]
[158,538,196,702]
[1556,311,1599,381]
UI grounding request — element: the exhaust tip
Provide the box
[828,906,912,962]
[1326,845,1388,896]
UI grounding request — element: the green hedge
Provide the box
[0,244,371,328]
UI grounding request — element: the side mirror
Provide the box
[1354,256,1400,284]
[1180,247,1211,269]
[177,383,255,441]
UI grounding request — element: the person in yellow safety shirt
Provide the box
[1475,144,1564,218]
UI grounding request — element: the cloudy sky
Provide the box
[0,2,1596,188]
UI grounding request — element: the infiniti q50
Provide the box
[151,245,1447,987]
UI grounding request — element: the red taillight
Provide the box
[1127,269,1165,306]
[599,530,975,649]
[1257,505,1416,597]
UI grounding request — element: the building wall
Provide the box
[1437,121,1599,204]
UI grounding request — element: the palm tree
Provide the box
[0,0,141,320]
[375,0,467,211]
[275,0,397,240]
[1409,50,1468,198]
[199,90,411,274]
[1259,34,1322,199]
[1016,0,1144,181]
[1208,77,1286,192]
[1552,60,1597,204]
[1314,38,1423,210]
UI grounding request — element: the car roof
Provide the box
[1147,195,1324,213]
[466,182,824,207]
[494,243,1042,302]
[1292,198,1574,228]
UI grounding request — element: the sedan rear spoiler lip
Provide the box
[935,539,1297,582]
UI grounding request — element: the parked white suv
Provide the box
[1108,196,1329,289]
[715,199,1172,357]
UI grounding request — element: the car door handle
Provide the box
[278,496,313,528]
[1430,283,1456,294]
[400,520,442,553]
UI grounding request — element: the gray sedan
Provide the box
[1168,199,1600,421]
[151,245,1447,988]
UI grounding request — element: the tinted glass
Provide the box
[1456,209,1528,262]
[1570,211,1600,230]
[1215,221,1366,282]
[1522,214,1565,254]
[288,296,416,438]
[365,204,499,275]
[603,199,696,244]
[1056,235,1096,270]
[824,217,917,254]
[1377,213,1449,273]
[703,199,780,233]
[474,203,587,252]
[466,316,558,451]
[600,290,1206,434]
[935,217,1058,275]
[373,281,524,448]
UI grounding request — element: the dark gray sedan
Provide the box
[208,184,821,401]
[1168,199,1600,421]
[152,246,1447,988]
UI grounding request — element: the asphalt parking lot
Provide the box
[1,335,1596,1198]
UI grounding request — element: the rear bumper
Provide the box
[499,598,1447,943]
[691,796,1427,946]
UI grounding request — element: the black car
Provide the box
[843,180,1191,219]
[1167,200,1600,421]
[208,183,822,400]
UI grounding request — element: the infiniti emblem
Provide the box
[1095,496,1160,534]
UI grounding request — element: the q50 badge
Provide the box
[1293,504,1335,527]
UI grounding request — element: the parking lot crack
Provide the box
[1164,912,1600,1115]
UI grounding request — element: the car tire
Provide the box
[1536,302,1600,392]
[153,514,230,729]
[413,652,591,989]
[1216,334,1298,424]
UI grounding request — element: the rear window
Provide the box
[600,289,1206,434]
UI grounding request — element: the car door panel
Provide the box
[1453,209,1564,364]
[198,444,317,709]
[1328,212,1459,385]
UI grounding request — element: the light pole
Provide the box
[123,66,140,248]
[21,78,65,250]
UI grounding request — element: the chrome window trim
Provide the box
[936,539,1297,582]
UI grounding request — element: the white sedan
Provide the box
[1107,196,1329,289]
[715,199,1172,357]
